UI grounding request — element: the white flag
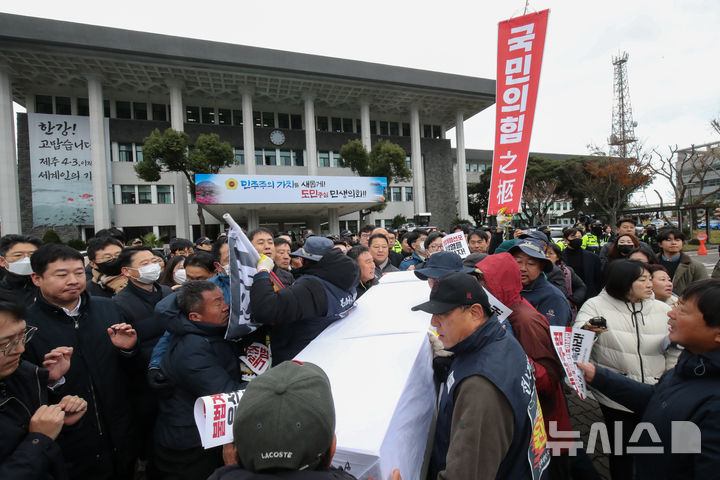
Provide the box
[225,223,262,340]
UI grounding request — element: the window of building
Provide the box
[331,117,342,133]
[279,150,292,166]
[157,185,173,204]
[356,119,362,135]
[152,103,167,121]
[255,149,264,166]
[262,112,275,128]
[35,95,53,114]
[133,102,148,120]
[234,148,244,165]
[375,219,383,227]
[391,186,402,202]
[278,113,290,129]
[405,156,412,171]
[253,111,262,127]
[159,225,176,239]
[465,163,470,172]
[471,163,479,172]
[116,101,132,119]
[343,118,353,133]
[423,125,432,138]
[389,122,399,136]
[379,121,389,135]
[135,145,143,163]
[118,144,133,162]
[103,100,111,118]
[186,106,200,123]
[481,164,487,172]
[332,152,341,168]
[405,187,413,202]
[263,150,277,166]
[369,120,377,135]
[137,185,152,204]
[120,185,135,204]
[229,109,242,126]
[201,107,215,124]
[316,116,329,132]
[432,125,442,139]
[291,114,302,130]
[55,97,71,115]
[293,149,304,167]
[563,202,568,210]
[402,123,410,136]
[318,151,330,168]
[77,98,89,116]
[218,108,231,125]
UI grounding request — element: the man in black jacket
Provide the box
[0,300,88,480]
[86,236,126,298]
[250,236,359,364]
[22,244,138,480]
[114,246,172,476]
[0,234,42,306]
[154,280,246,480]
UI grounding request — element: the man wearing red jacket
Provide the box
[476,253,572,480]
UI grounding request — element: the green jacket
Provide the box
[672,253,709,295]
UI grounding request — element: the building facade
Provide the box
[0,13,495,240]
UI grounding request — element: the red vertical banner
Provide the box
[488,9,549,215]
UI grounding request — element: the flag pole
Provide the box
[223,213,241,232]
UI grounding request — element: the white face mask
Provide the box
[173,269,187,285]
[7,257,33,276]
[133,263,162,284]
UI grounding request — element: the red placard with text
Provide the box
[488,10,549,214]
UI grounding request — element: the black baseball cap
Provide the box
[411,272,490,315]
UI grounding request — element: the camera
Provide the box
[588,316,607,329]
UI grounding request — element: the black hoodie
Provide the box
[250,249,359,363]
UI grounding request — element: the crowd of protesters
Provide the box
[1,215,719,480]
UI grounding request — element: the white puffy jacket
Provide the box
[574,289,677,411]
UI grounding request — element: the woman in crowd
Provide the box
[574,259,677,479]
[159,254,186,289]
[424,232,445,257]
[545,243,587,316]
[605,233,640,265]
[647,263,678,306]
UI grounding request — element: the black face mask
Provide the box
[568,238,583,250]
[618,245,634,256]
[95,257,122,276]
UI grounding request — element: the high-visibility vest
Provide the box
[582,233,600,252]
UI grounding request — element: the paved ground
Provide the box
[684,247,718,275]
[567,391,610,479]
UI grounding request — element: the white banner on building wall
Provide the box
[195,174,387,204]
[28,113,109,226]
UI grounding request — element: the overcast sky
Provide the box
[4,0,719,199]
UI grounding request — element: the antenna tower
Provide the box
[608,52,637,158]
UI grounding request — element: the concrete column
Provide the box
[241,89,256,175]
[360,99,371,151]
[309,217,322,235]
[25,94,35,114]
[304,93,318,175]
[247,209,259,231]
[167,79,190,239]
[455,111,469,220]
[327,208,340,236]
[409,105,426,213]
[87,75,112,230]
[0,68,21,234]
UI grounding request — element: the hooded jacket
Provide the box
[250,249,359,363]
[477,253,572,447]
[590,349,720,479]
[155,295,245,450]
[521,273,573,328]
[574,289,676,411]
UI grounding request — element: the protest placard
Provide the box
[441,232,471,258]
[549,326,594,399]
